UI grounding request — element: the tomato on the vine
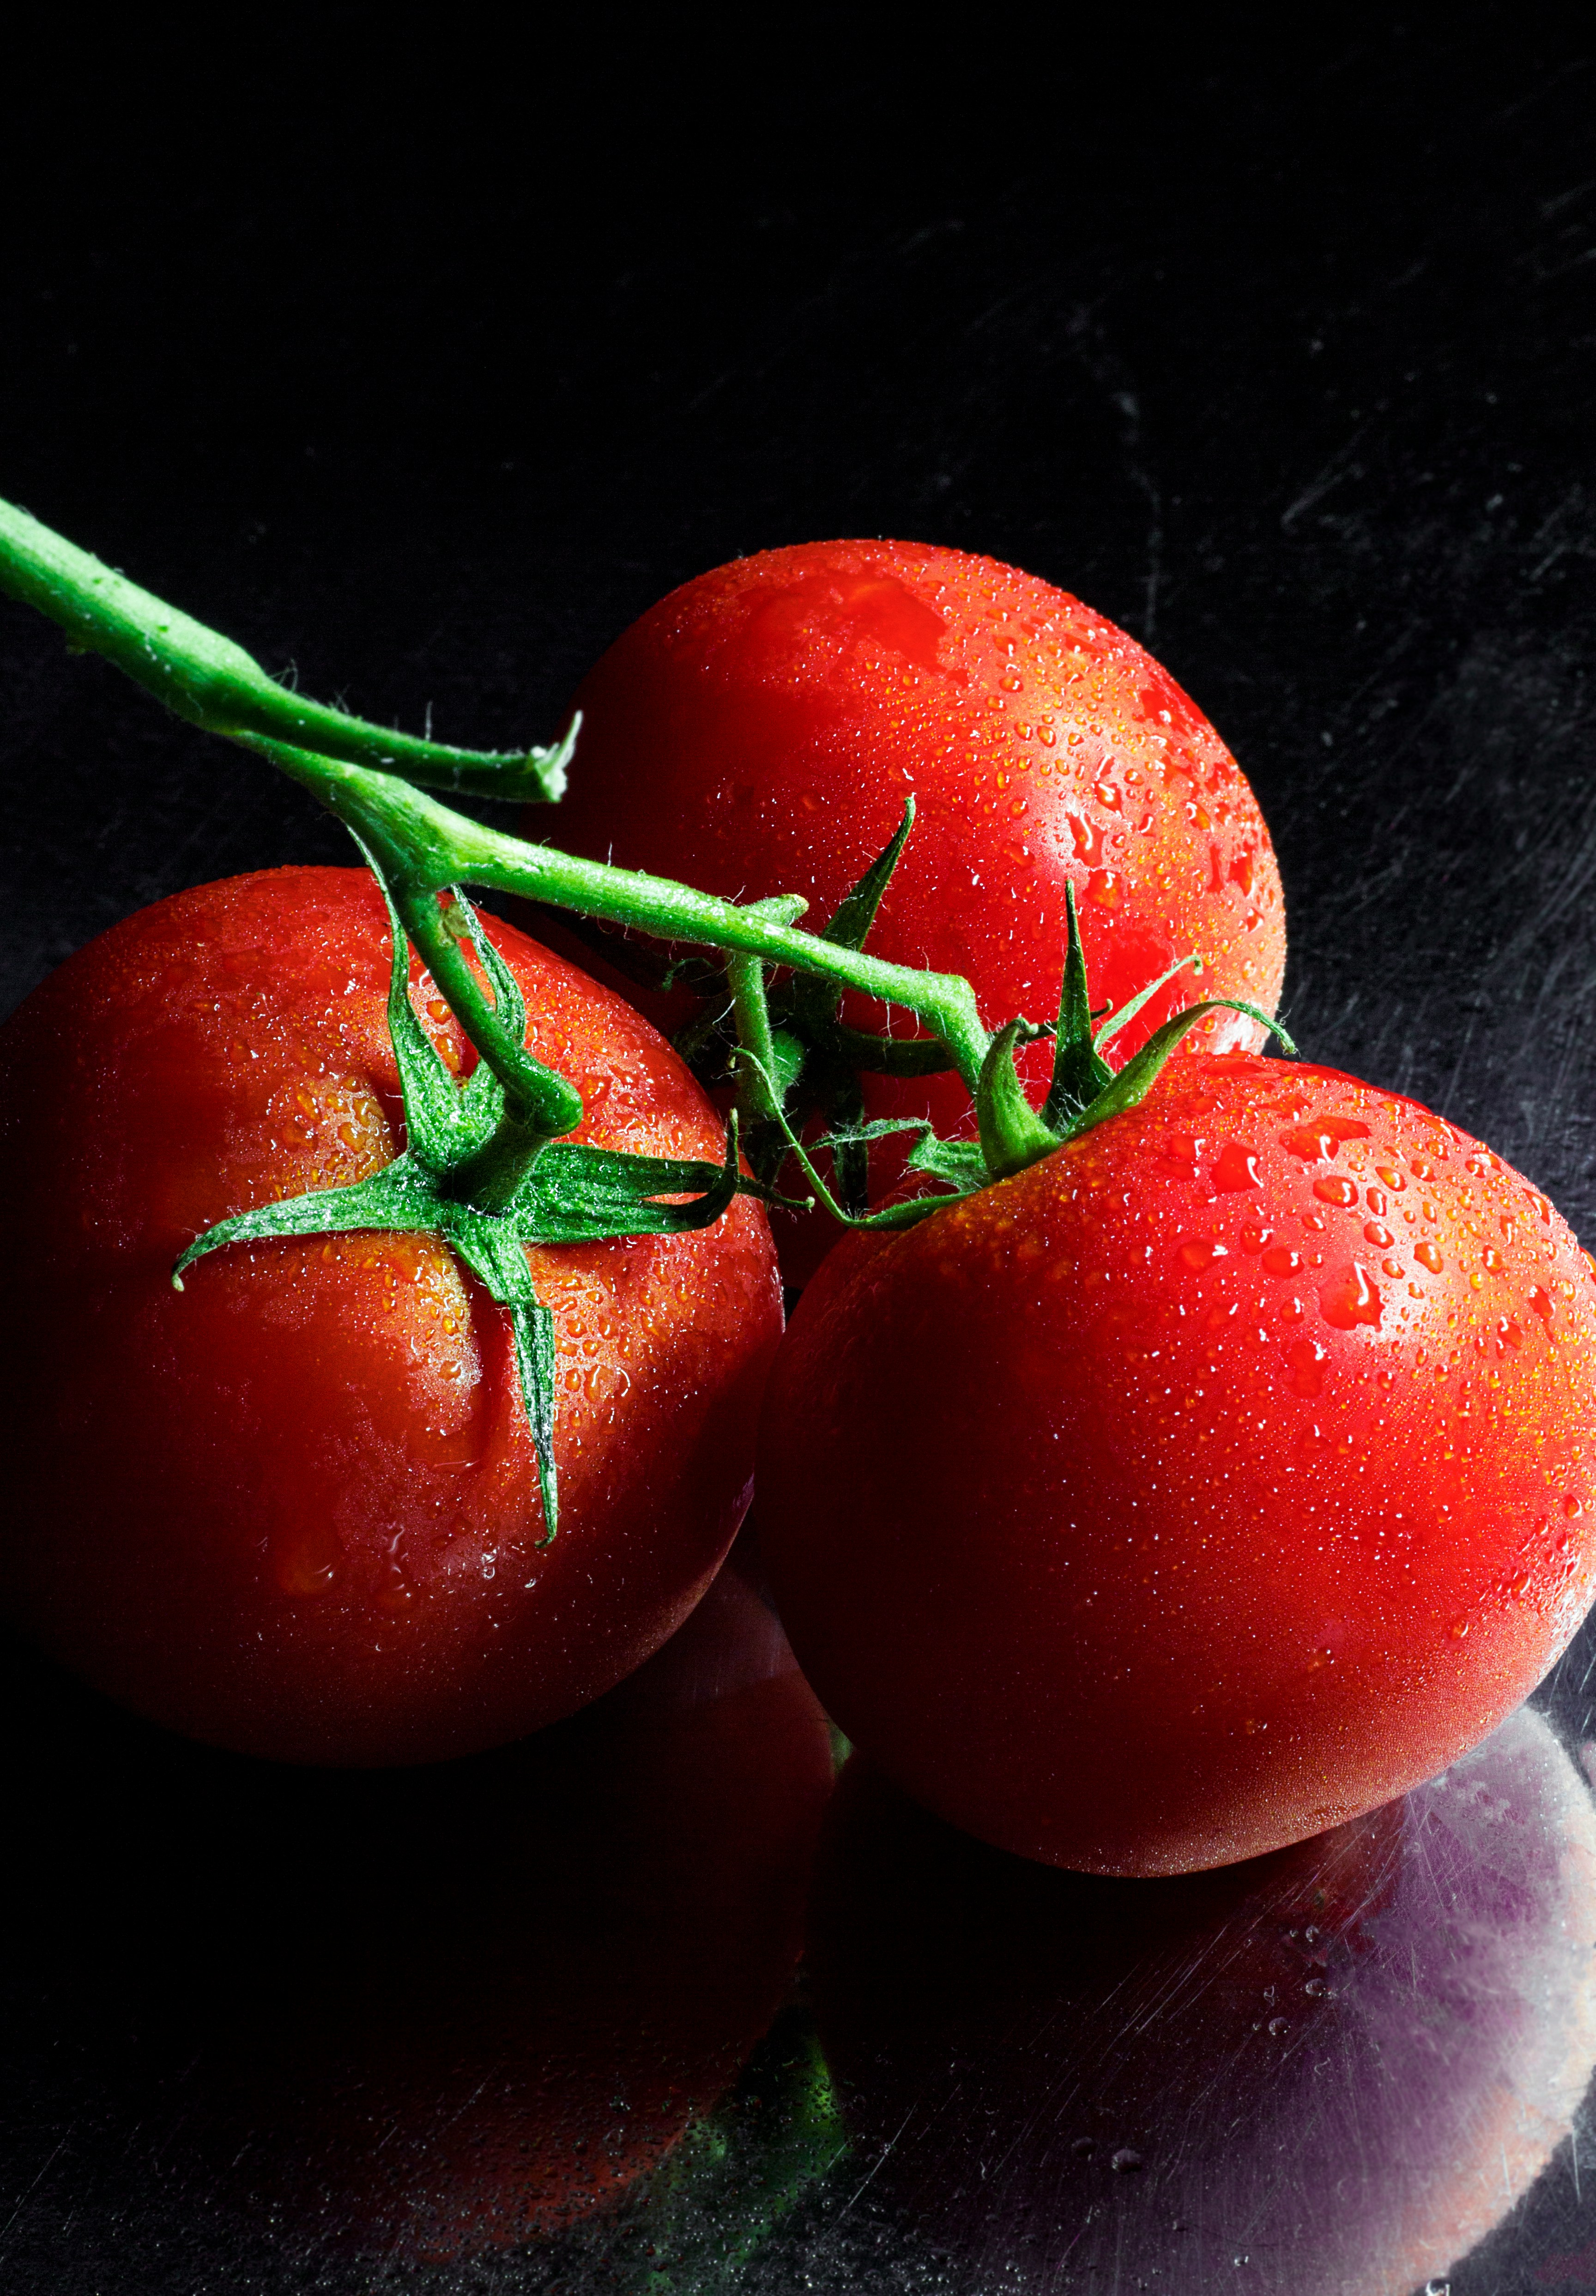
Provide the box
[0,868,782,1765]
[544,539,1286,1271]
[757,1052,1596,1875]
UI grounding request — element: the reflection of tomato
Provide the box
[0,868,782,1763]
[241,1566,835,2259]
[542,540,1285,1274]
[0,1566,834,2266]
[807,1708,1596,2296]
[760,1053,1596,1873]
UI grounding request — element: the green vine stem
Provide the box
[0,493,994,1109]
[0,497,575,801]
[247,736,995,1104]
[0,497,1294,1248]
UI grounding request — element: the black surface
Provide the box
[5,20,1596,2290]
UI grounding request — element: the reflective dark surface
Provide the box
[4,1564,1596,2291]
[5,22,1596,2291]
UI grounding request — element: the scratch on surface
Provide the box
[830,2102,919,2222]
[0,2128,75,2254]
[1281,426,1370,531]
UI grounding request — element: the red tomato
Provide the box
[543,540,1286,1272]
[758,1052,1596,1874]
[0,868,781,1764]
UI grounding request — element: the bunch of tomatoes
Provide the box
[3,535,1594,1883]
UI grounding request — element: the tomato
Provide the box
[542,539,1286,1274]
[805,1706,1596,2293]
[0,867,782,1764]
[757,1051,1596,1874]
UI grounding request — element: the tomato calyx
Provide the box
[757,887,1296,1231]
[171,880,758,1541]
[663,802,961,1214]
[979,884,1294,1178]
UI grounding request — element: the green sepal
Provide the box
[635,2010,850,2292]
[369,873,493,1167]
[502,1128,745,1242]
[1040,882,1116,1130]
[737,1080,983,1234]
[170,1156,445,1285]
[447,1212,560,1543]
[976,1019,1064,1181]
[1059,997,1297,1146]
[792,803,915,1043]
[905,1131,990,1191]
[1094,954,1203,1056]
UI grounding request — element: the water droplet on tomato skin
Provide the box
[1415,1241,1444,1275]
[1280,1115,1372,1162]
[1212,1140,1262,1190]
[1285,1338,1328,1397]
[1320,1264,1384,1331]
[1314,1175,1360,1208]
[1178,1237,1229,1272]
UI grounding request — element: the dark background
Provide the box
[3,19,1596,2291]
[6,21,1596,1227]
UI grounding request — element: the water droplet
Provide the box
[1314,1175,1359,1208]
[1262,1245,1302,1276]
[1280,1116,1372,1162]
[1363,1221,1393,1247]
[1415,1241,1444,1274]
[1286,1337,1327,1396]
[1070,2136,1095,2157]
[1320,1263,1383,1330]
[1213,1141,1262,1191]
[1179,1236,1229,1272]
[1303,1977,1327,1997]
[1110,2147,1144,2173]
[1267,2016,1289,2037]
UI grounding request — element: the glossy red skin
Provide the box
[758,1053,1596,1874]
[0,868,782,1764]
[542,540,1286,1272]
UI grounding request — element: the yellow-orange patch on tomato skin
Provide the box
[758,1051,1596,1877]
